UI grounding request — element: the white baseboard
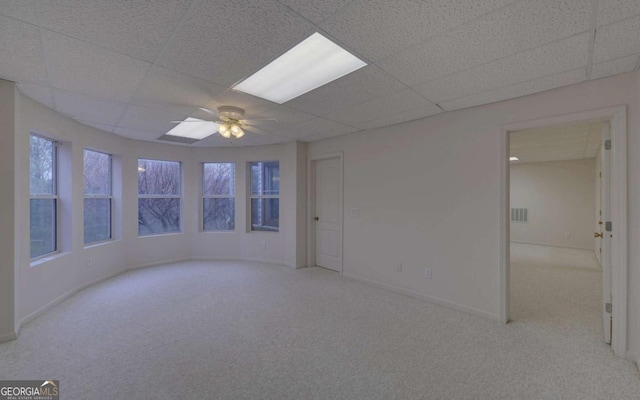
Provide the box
[20,267,128,329]
[510,240,592,251]
[0,332,17,344]
[341,272,502,322]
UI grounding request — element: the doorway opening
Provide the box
[509,119,606,345]
[501,107,627,357]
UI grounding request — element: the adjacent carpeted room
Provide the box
[510,243,604,346]
[1,260,638,400]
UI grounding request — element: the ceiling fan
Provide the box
[172,106,277,139]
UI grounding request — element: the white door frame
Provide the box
[307,152,344,272]
[501,106,627,357]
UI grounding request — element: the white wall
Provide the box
[510,159,596,250]
[308,72,638,336]
[12,92,306,329]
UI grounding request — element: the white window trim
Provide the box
[29,134,59,260]
[137,159,183,237]
[84,149,113,246]
[249,161,280,232]
[203,162,235,232]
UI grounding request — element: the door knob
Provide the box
[594,232,603,238]
[314,217,319,221]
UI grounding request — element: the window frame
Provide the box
[202,162,236,232]
[29,133,59,260]
[137,158,183,237]
[83,148,113,246]
[249,161,280,232]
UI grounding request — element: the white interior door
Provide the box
[600,122,612,345]
[314,157,342,272]
[594,151,602,266]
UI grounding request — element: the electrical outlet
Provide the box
[86,257,92,267]
[397,263,402,272]
[260,241,266,249]
[564,232,571,238]
[424,268,432,279]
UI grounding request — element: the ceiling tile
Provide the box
[378,0,592,86]
[278,0,353,25]
[118,105,187,135]
[597,0,640,26]
[321,0,515,61]
[37,0,191,62]
[299,127,361,142]
[416,33,589,103]
[53,89,126,126]
[593,15,640,63]
[157,0,314,86]
[203,90,282,121]
[191,135,237,147]
[0,0,39,24]
[113,126,158,141]
[357,106,442,130]
[0,15,48,85]
[77,120,116,134]
[17,83,54,109]
[286,65,406,116]
[131,66,227,114]
[326,88,437,127]
[280,117,357,139]
[440,68,586,111]
[44,31,150,102]
[233,134,292,146]
[248,105,317,135]
[591,54,639,79]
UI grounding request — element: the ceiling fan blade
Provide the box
[171,120,224,124]
[244,117,279,123]
[245,125,272,136]
[199,107,218,116]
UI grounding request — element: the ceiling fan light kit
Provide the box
[216,106,246,139]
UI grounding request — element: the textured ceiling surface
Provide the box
[1,0,638,147]
[510,119,605,163]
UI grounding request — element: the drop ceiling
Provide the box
[510,119,605,163]
[1,0,639,147]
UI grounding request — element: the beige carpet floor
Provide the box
[0,257,638,399]
[510,242,604,347]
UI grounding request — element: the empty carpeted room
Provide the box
[1,1,640,399]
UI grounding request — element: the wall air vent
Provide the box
[510,207,528,223]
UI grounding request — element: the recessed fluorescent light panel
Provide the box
[233,32,367,104]
[165,117,218,140]
[510,157,519,161]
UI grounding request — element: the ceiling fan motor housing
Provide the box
[217,106,245,121]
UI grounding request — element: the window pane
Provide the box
[138,159,181,195]
[84,150,111,195]
[251,161,279,196]
[204,198,235,231]
[251,198,279,231]
[84,198,111,244]
[138,198,180,235]
[30,199,56,258]
[30,135,54,195]
[203,163,235,195]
